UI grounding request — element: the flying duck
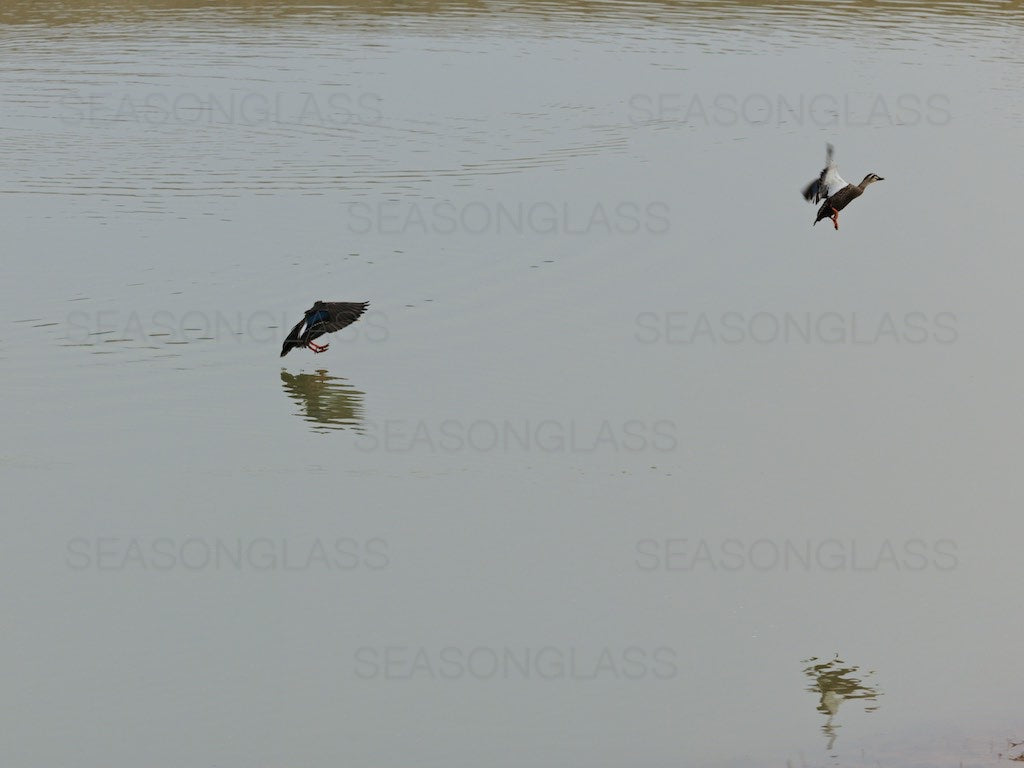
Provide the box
[802,144,884,230]
[280,301,369,356]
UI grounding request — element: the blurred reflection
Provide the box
[280,369,365,433]
[801,655,881,752]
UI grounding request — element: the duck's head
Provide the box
[860,173,884,187]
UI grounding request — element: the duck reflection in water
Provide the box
[801,655,881,753]
[280,369,365,433]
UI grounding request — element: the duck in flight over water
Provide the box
[802,144,884,230]
[280,301,369,356]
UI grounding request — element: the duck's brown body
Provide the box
[814,184,863,223]
[813,173,884,230]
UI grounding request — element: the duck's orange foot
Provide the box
[307,341,329,353]
[831,207,839,231]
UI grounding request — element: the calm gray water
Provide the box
[3,1,1024,766]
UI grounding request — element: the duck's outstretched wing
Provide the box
[802,176,825,202]
[280,315,309,357]
[307,301,369,333]
[802,144,847,203]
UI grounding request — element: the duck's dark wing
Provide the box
[802,176,825,202]
[280,316,309,357]
[282,301,369,355]
[802,144,839,203]
[307,301,369,333]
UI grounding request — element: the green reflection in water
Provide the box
[280,369,365,434]
[801,655,881,753]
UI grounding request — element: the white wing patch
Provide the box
[820,167,849,198]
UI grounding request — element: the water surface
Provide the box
[2,2,1024,766]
